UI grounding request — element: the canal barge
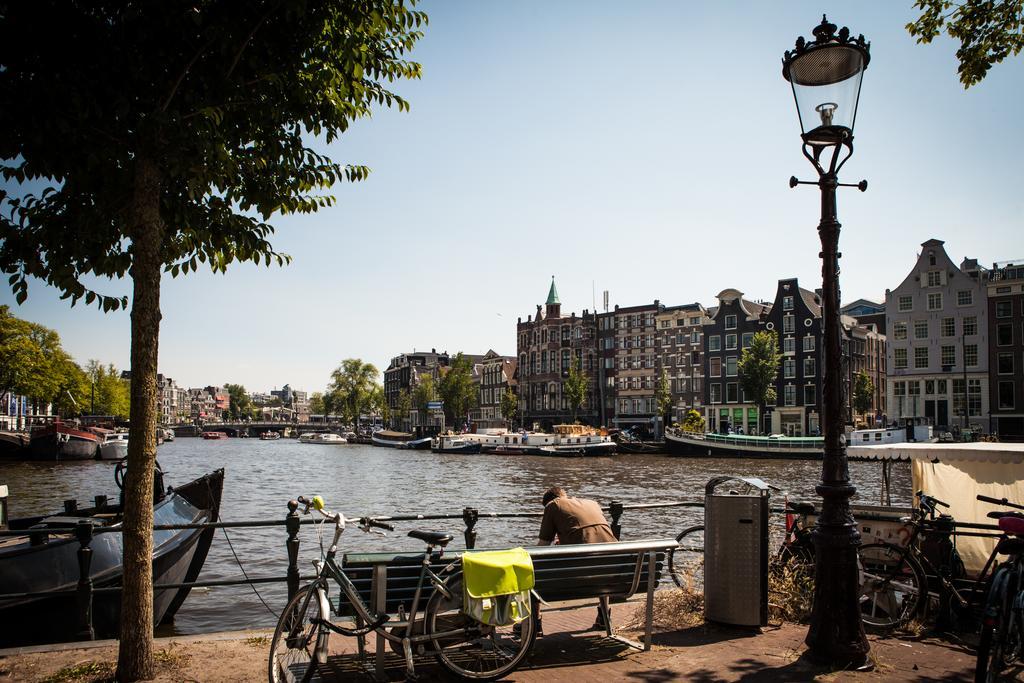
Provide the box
[665,428,824,459]
[467,425,617,456]
[371,429,432,450]
[0,466,224,645]
[29,421,101,460]
[431,435,482,454]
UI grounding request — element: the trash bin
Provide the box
[704,476,770,627]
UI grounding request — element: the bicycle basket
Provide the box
[461,547,534,626]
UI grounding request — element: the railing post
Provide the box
[75,519,95,640]
[609,500,624,540]
[462,507,479,549]
[286,499,301,601]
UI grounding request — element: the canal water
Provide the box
[1,439,912,635]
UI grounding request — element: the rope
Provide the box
[220,524,279,619]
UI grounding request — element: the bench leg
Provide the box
[373,564,387,680]
[644,550,655,651]
[599,596,613,637]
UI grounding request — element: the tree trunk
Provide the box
[116,156,164,682]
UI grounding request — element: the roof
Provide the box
[546,276,559,305]
[798,288,822,317]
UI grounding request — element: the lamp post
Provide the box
[783,16,871,667]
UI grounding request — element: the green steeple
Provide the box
[546,276,560,305]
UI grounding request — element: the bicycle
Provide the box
[268,496,536,683]
[975,495,1024,682]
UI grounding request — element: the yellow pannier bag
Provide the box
[461,547,535,626]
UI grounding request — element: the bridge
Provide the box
[169,422,373,438]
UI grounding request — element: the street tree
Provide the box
[563,356,589,423]
[500,387,519,431]
[682,408,706,433]
[439,353,477,429]
[738,331,782,434]
[852,371,875,422]
[329,359,380,430]
[308,392,325,418]
[412,374,436,425]
[396,388,412,430]
[0,3,425,678]
[908,0,1023,87]
[655,373,673,425]
[224,384,251,421]
[85,361,131,418]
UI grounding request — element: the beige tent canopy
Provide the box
[847,442,1024,576]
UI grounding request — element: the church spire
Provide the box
[546,275,560,305]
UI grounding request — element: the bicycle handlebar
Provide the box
[916,491,949,509]
[977,494,1024,511]
[294,496,394,532]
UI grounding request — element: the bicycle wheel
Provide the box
[268,584,330,683]
[976,565,1019,683]
[857,542,926,631]
[669,525,705,590]
[425,575,535,681]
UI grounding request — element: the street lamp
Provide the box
[783,16,871,667]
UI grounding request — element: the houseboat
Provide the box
[431,435,482,454]
[298,432,346,444]
[201,431,228,440]
[371,429,432,450]
[29,422,101,461]
[467,425,617,457]
[665,424,934,459]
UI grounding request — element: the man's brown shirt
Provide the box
[539,496,617,545]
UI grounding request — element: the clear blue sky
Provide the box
[3,1,1022,394]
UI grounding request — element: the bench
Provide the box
[339,538,678,676]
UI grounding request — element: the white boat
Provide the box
[162,428,175,442]
[96,430,129,461]
[463,425,617,456]
[299,432,347,444]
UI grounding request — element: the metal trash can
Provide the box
[704,476,770,627]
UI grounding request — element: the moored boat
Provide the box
[0,431,29,459]
[0,466,225,646]
[259,431,282,441]
[201,431,228,440]
[29,422,100,461]
[92,428,129,461]
[665,428,824,459]
[371,429,432,449]
[467,424,617,456]
[431,435,482,454]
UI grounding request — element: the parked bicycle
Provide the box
[268,496,535,683]
[975,495,1024,683]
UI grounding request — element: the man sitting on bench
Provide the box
[537,485,617,631]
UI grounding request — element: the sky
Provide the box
[2,1,1022,394]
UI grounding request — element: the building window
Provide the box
[957,290,973,306]
[914,320,929,339]
[927,270,943,287]
[783,315,795,333]
[937,379,947,395]
[726,333,738,350]
[914,347,929,369]
[691,330,700,343]
[709,335,721,352]
[894,348,908,369]
[999,381,1015,410]
[726,383,738,403]
[804,358,816,377]
[783,337,795,353]
[893,321,907,340]
[562,350,571,371]
[996,300,1012,318]
[997,324,1013,346]
[925,380,935,395]
[710,383,722,403]
[893,381,906,397]
[802,336,815,351]
[803,384,816,405]
[784,358,796,378]
[898,296,913,312]
[725,314,737,330]
[783,296,794,311]
[998,353,1014,375]
[742,333,754,349]
[689,316,701,325]
[941,317,954,337]
[941,345,955,367]
[726,357,738,377]
[969,379,982,416]
[964,316,978,336]
[965,344,978,367]
[710,357,721,377]
[784,385,796,406]
[927,292,942,310]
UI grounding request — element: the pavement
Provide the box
[0,598,997,682]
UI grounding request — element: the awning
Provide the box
[847,442,1024,464]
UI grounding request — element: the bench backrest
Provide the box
[338,538,675,618]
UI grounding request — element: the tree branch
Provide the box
[225,0,286,80]
[162,38,216,113]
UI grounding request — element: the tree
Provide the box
[412,374,436,426]
[738,331,782,435]
[396,388,412,430]
[563,356,589,423]
[85,361,131,418]
[908,0,1023,88]
[329,359,380,430]
[0,4,425,678]
[500,387,519,431]
[682,408,706,433]
[852,371,875,421]
[224,383,251,421]
[308,392,325,418]
[368,385,388,424]
[438,353,476,429]
[655,373,673,424]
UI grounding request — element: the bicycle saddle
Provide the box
[995,537,1024,556]
[999,515,1024,537]
[408,530,453,547]
[787,502,816,515]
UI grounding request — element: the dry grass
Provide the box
[244,635,270,648]
[153,643,191,670]
[768,558,815,624]
[40,661,114,683]
[622,587,704,632]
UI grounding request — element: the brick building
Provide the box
[654,303,707,426]
[988,260,1024,438]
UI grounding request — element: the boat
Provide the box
[298,432,346,444]
[259,431,282,441]
[162,428,175,442]
[92,428,129,461]
[201,431,228,440]
[466,424,617,456]
[0,466,225,646]
[665,428,823,458]
[0,431,29,459]
[431,435,483,454]
[371,429,432,450]
[29,422,101,461]
[612,429,665,454]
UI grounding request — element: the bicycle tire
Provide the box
[669,525,705,590]
[268,584,329,683]
[425,575,535,681]
[857,542,926,631]
[975,564,1019,683]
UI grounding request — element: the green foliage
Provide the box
[369,385,388,422]
[655,373,673,421]
[738,331,782,415]
[328,359,380,428]
[681,408,705,433]
[500,387,519,428]
[438,352,476,425]
[308,392,325,417]
[85,360,131,418]
[563,355,589,422]
[853,370,875,417]
[0,305,83,413]
[224,383,251,421]
[908,0,1024,87]
[396,388,412,428]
